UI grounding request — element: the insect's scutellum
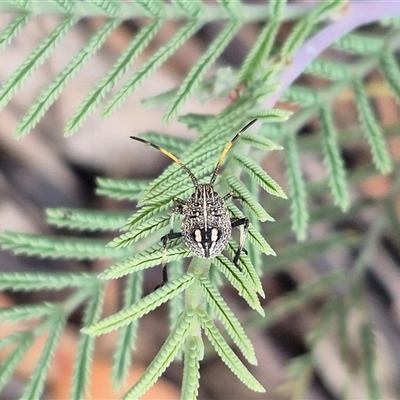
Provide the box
[130,119,257,288]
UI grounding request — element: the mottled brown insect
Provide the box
[130,119,257,287]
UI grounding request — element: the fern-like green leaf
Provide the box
[247,109,292,122]
[110,213,171,248]
[226,239,264,297]
[334,31,384,55]
[353,78,393,174]
[0,14,30,51]
[0,16,76,111]
[134,0,163,17]
[0,302,59,322]
[181,335,202,400]
[89,0,121,16]
[360,322,380,400]
[0,231,131,260]
[305,58,352,81]
[0,332,35,393]
[122,309,194,400]
[95,177,150,200]
[70,283,104,400]
[46,208,131,232]
[284,132,309,240]
[379,51,400,103]
[269,0,287,20]
[218,0,243,18]
[319,104,350,211]
[213,255,263,315]
[199,277,257,364]
[112,272,144,388]
[102,20,202,118]
[232,153,287,198]
[227,202,275,256]
[238,20,279,83]
[84,273,195,336]
[0,271,96,291]
[140,131,190,154]
[171,0,202,17]
[168,260,185,333]
[100,241,190,279]
[241,132,283,151]
[226,174,273,222]
[163,20,242,123]
[198,309,265,393]
[282,85,320,106]
[17,18,119,137]
[65,19,162,135]
[22,314,65,400]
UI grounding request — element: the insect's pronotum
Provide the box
[130,119,257,288]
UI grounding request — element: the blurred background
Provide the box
[1,6,400,400]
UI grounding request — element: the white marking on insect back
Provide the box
[211,228,218,242]
[195,229,202,243]
[203,186,207,230]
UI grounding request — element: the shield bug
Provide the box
[130,119,257,287]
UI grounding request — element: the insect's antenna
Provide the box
[209,119,257,185]
[130,136,198,187]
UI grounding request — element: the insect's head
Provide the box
[130,119,257,189]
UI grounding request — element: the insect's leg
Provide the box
[156,197,185,289]
[231,217,249,266]
[223,191,243,202]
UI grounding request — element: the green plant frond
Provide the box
[360,322,380,400]
[17,18,120,137]
[181,335,202,400]
[0,14,30,51]
[213,255,263,315]
[45,208,131,232]
[281,85,320,107]
[168,260,185,333]
[247,108,292,122]
[199,276,257,365]
[100,241,190,280]
[122,309,194,400]
[71,283,104,400]
[22,313,65,400]
[84,273,195,336]
[270,0,287,20]
[140,132,191,154]
[334,31,384,55]
[0,302,59,322]
[241,132,283,151]
[0,332,35,393]
[0,332,26,350]
[0,271,96,291]
[95,177,150,200]
[0,231,131,260]
[52,0,76,13]
[218,0,243,18]
[171,0,203,18]
[305,58,352,81]
[319,104,350,211]
[89,0,121,16]
[353,78,393,174]
[232,153,287,199]
[226,239,264,298]
[112,272,144,389]
[238,20,279,84]
[65,20,162,136]
[284,132,309,240]
[227,202,276,256]
[309,0,346,20]
[226,174,273,222]
[163,20,242,123]
[198,309,265,393]
[102,19,202,118]
[142,87,179,108]
[379,51,400,103]
[110,213,171,248]
[0,16,76,112]
[135,0,163,17]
